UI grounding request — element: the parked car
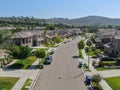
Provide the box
[100,56,116,61]
[44,56,52,64]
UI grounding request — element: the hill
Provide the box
[46,16,120,26]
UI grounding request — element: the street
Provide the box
[33,38,89,90]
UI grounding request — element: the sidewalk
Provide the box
[81,47,112,90]
[29,58,40,70]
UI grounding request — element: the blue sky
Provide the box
[0,0,120,19]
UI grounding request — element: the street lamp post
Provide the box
[88,46,90,69]
[87,41,91,69]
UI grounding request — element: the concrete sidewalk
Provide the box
[81,44,112,90]
[29,58,41,70]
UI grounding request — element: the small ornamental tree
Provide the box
[35,49,46,64]
[92,74,102,87]
[94,49,101,58]
[19,46,31,59]
[78,40,84,49]
[11,46,31,64]
[53,35,61,44]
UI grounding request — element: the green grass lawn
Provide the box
[104,76,120,90]
[8,56,37,69]
[96,67,120,71]
[22,78,32,90]
[0,77,19,90]
[79,49,84,59]
[86,50,95,56]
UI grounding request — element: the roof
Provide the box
[15,31,33,38]
[29,30,42,35]
[0,49,7,58]
[114,35,120,39]
[12,30,43,38]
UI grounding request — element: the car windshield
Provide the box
[46,57,51,60]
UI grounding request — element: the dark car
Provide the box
[44,56,52,64]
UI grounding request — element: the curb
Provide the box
[29,70,42,90]
[77,49,94,90]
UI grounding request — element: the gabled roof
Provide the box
[15,31,33,38]
[12,30,43,38]
[29,30,43,35]
[0,49,7,58]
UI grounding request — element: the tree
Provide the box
[92,74,102,87]
[11,46,31,64]
[46,24,55,30]
[35,49,46,64]
[78,40,84,49]
[0,30,12,46]
[11,45,20,59]
[53,35,61,44]
[94,49,101,57]
[19,46,31,59]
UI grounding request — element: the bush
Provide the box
[11,46,31,59]
[92,74,102,87]
[98,61,116,67]
[98,61,104,67]
[78,40,84,49]
[85,47,89,52]
[91,46,96,51]
[92,61,96,66]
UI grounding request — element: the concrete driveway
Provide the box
[33,38,89,90]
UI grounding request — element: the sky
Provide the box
[0,0,120,19]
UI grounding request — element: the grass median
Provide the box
[79,49,84,59]
[22,78,32,90]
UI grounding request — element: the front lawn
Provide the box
[0,77,19,90]
[86,50,95,56]
[8,56,37,69]
[104,76,120,90]
[96,67,119,71]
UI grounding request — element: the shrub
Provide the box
[92,61,96,66]
[85,47,89,52]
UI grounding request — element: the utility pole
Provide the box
[87,40,91,69]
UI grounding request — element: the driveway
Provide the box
[33,37,89,90]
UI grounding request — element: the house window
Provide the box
[22,39,25,44]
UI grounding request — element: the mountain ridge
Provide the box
[46,16,120,26]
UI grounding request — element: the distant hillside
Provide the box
[46,16,120,26]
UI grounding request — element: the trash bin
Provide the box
[39,64,44,69]
[85,76,92,85]
[79,61,83,68]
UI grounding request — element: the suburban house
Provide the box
[104,31,120,56]
[96,29,116,44]
[96,29,120,56]
[11,31,33,47]
[29,30,44,46]
[10,28,82,47]
[11,30,44,47]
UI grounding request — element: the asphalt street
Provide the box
[33,38,89,90]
